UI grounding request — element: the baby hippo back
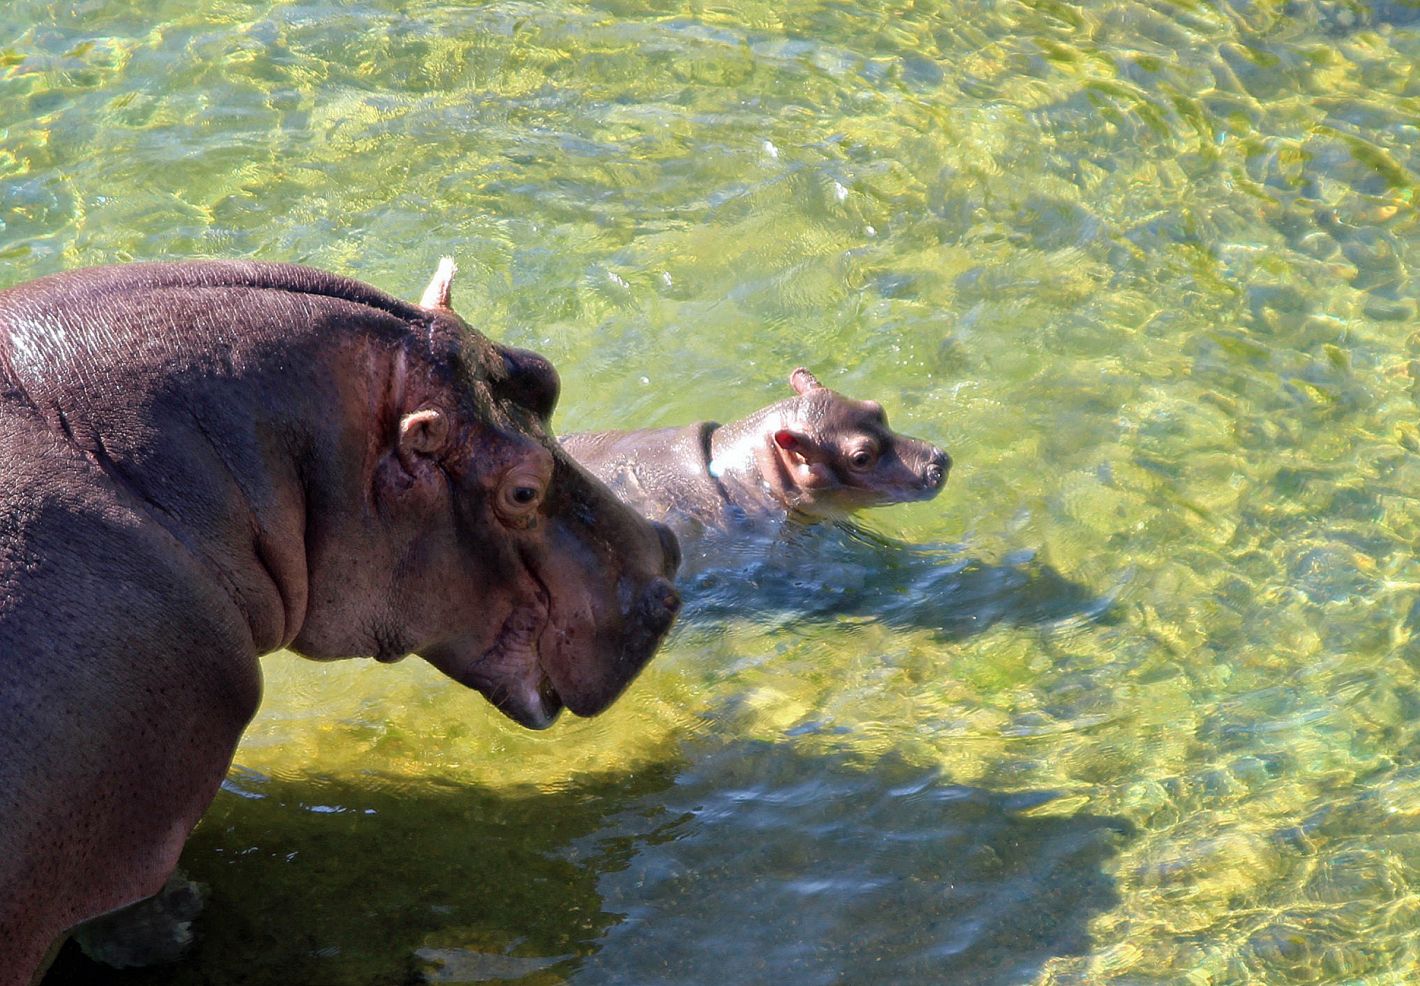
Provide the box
[562,368,950,561]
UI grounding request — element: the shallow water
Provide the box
[5,0,1420,982]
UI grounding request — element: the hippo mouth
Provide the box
[847,465,949,509]
[423,561,678,731]
[478,589,565,730]
[422,580,564,731]
[882,479,948,504]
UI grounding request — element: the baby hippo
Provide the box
[562,368,949,566]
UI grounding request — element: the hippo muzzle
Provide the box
[418,430,683,731]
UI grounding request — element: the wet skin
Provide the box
[561,367,950,564]
[0,260,680,983]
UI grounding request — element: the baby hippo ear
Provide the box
[789,367,822,395]
[773,428,814,453]
[773,428,835,489]
[398,408,450,472]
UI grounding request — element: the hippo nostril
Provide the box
[653,521,682,576]
[643,577,682,625]
[923,450,951,488]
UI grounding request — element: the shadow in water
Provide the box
[678,521,1114,641]
[47,738,1130,986]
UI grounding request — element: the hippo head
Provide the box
[295,261,680,728]
[755,367,950,520]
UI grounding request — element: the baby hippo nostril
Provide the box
[923,450,951,488]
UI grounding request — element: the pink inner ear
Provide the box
[773,429,799,451]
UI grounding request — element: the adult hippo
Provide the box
[0,259,681,983]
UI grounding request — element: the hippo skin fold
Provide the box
[0,259,681,983]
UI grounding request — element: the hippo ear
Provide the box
[419,257,458,311]
[773,429,836,489]
[773,429,805,452]
[398,408,450,467]
[789,367,821,395]
[774,428,828,460]
[376,408,451,505]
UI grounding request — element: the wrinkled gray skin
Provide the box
[0,260,681,984]
[562,368,949,571]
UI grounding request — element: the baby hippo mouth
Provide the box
[868,448,951,505]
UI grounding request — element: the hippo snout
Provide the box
[923,449,951,489]
[641,576,682,629]
[653,520,682,576]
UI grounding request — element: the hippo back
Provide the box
[561,422,733,529]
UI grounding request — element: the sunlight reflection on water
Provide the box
[10,0,1420,982]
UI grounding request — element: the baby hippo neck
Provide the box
[706,409,799,514]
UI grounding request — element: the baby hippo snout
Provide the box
[923,448,951,490]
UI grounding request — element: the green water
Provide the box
[6,0,1420,982]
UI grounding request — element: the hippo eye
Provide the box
[848,448,876,470]
[497,479,545,524]
[504,484,542,509]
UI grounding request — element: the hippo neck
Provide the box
[705,401,800,513]
[16,342,364,655]
[0,263,426,656]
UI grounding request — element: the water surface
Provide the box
[6,0,1420,982]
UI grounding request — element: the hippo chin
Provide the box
[561,367,950,567]
[0,259,680,982]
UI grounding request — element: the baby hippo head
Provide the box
[761,367,950,519]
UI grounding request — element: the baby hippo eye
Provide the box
[511,486,538,505]
[848,448,876,470]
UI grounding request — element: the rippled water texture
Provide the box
[6,0,1420,982]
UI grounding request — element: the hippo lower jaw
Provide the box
[794,476,949,520]
[491,672,565,731]
[422,570,679,729]
[477,602,568,730]
[422,594,567,730]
